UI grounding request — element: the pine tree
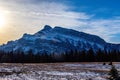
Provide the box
[108,65,120,80]
[87,48,95,62]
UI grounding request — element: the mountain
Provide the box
[0,25,120,54]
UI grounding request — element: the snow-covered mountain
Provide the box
[0,25,120,54]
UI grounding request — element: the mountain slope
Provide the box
[0,25,119,54]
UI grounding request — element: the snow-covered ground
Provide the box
[0,62,119,80]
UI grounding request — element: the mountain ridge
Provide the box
[0,25,120,54]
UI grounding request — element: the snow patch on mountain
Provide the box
[0,25,119,54]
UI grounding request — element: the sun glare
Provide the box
[0,12,6,28]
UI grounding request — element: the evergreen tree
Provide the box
[87,48,95,62]
[0,54,11,63]
[108,65,120,80]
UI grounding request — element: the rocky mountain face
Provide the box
[0,25,120,54]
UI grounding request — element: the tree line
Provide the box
[0,49,120,63]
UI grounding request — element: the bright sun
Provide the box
[0,12,6,27]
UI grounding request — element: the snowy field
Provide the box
[0,62,119,80]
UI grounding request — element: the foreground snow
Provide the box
[0,62,119,80]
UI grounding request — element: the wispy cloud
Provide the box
[77,18,120,43]
[0,0,120,44]
[0,0,90,37]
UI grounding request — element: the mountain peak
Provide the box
[36,25,52,34]
[43,25,52,31]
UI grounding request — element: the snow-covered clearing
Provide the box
[0,62,119,80]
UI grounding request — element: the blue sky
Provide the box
[68,0,120,18]
[0,0,120,44]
